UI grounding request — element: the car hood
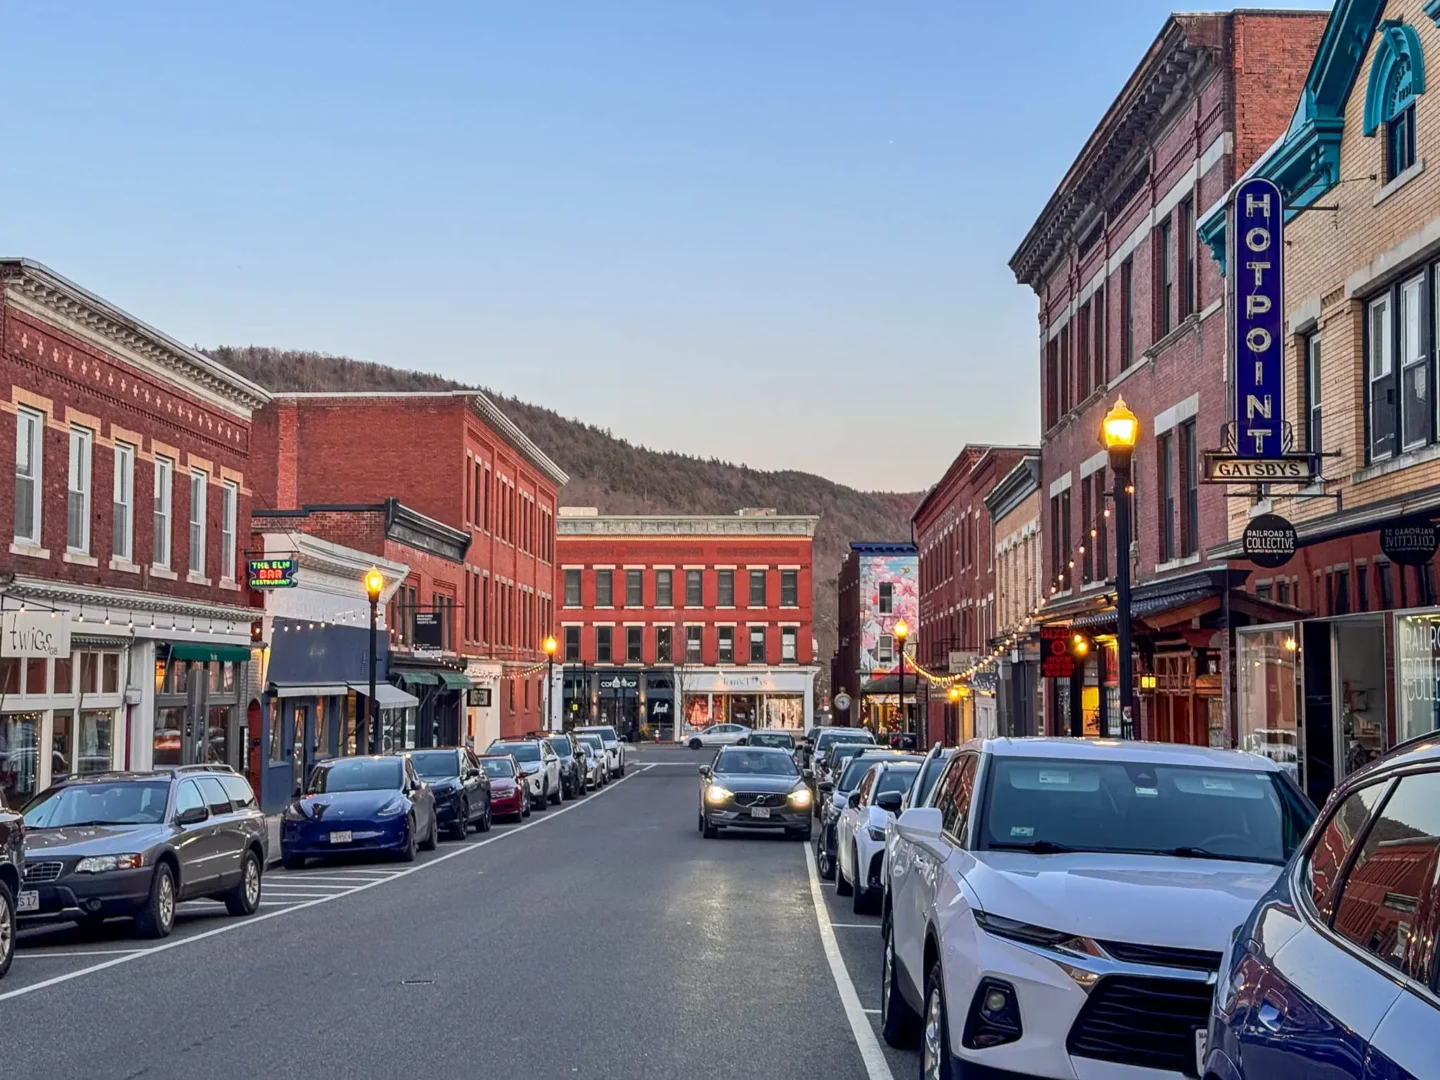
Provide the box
[490,778,519,792]
[713,774,803,794]
[27,823,169,856]
[294,789,403,819]
[967,852,1283,950]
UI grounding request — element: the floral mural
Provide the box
[858,553,919,675]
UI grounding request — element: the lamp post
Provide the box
[1101,397,1140,738]
[364,568,385,755]
[947,684,961,746]
[543,635,558,732]
[894,618,909,741]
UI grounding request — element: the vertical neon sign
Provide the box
[1231,177,1285,458]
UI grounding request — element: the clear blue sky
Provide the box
[2,2,1322,491]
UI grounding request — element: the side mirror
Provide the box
[876,791,904,814]
[819,781,834,795]
[802,769,814,781]
[176,805,209,827]
[896,806,945,846]
[698,765,711,778]
[847,791,862,809]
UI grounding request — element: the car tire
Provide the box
[224,850,263,917]
[703,817,718,839]
[689,738,702,750]
[478,802,492,833]
[282,854,306,871]
[698,810,704,834]
[922,961,961,1079]
[522,793,532,818]
[818,846,836,881]
[550,782,562,807]
[135,862,177,939]
[450,799,470,840]
[399,816,418,863]
[881,915,921,1048]
[0,878,14,980]
[419,811,438,851]
[853,848,876,914]
[835,851,853,897]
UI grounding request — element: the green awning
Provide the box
[438,672,472,691]
[395,671,440,686]
[170,643,252,664]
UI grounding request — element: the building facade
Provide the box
[1010,12,1325,744]
[555,509,819,739]
[0,259,268,809]
[985,455,1044,740]
[835,542,918,732]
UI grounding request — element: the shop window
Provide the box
[656,570,673,608]
[595,570,613,608]
[717,627,734,665]
[626,570,643,608]
[626,626,643,663]
[0,659,18,695]
[781,627,797,663]
[686,570,703,608]
[564,626,581,662]
[717,571,735,607]
[749,627,766,664]
[1304,333,1323,453]
[596,627,612,664]
[656,625,673,663]
[23,658,45,695]
[67,426,93,554]
[13,407,42,544]
[103,652,120,695]
[686,625,703,663]
[749,570,767,608]
[78,710,113,774]
[78,652,99,694]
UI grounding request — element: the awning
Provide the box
[438,672,472,691]
[348,682,420,710]
[272,683,348,699]
[394,670,440,686]
[170,643,252,664]
[861,673,923,695]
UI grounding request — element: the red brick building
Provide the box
[1009,12,1324,744]
[912,444,1035,745]
[555,509,819,739]
[249,391,568,741]
[0,259,269,806]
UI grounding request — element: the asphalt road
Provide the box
[5,744,920,1080]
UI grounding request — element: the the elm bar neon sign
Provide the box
[1231,177,1285,458]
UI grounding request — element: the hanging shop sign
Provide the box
[1040,625,1074,680]
[467,687,491,707]
[1242,513,1298,569]
[247,557,298,589]
[1,610,72,657]
[412,611,444,652]
[1381,520,1440,567]
[1202,453,1316,483]
[1231,177,1285,459]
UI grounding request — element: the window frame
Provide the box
[1179,196,1196,319]
[220,481,238,581]
[189,469,207,576]
[1120,256,1135,368]
[595,626,613,665]
[656,569,673,608]
[1388,101,1417,182]
[685,570,703,608]
[1399,273,1430,452]
[1304,332,1324,454]
[685,625,703,663]
[67,426,93,554]
[1157,217,1173,337]
[112,441,135,562]
[717,570,735,608]
[749,569,767,608]
[1179,419,1199,557]
[14,407,43,545]
[153,455,173,569]
[717,626,734,665]
[563,625,581,662]
[595,569,613,608]
[656,624,673,664]
[1157,431,1175,562]
[625,569,643,608]
[878,581,894,615]
[781,626,797,663]
[626,625,643,664]
[748,625,766,664]
[564,568,581,607]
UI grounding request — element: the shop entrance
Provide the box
[1331,616,1387,780]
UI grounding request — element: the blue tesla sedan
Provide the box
[280,756,438,869]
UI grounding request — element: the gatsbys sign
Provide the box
[1231,177,1285,458]
[247,557,298,589]
[1243,513,1298,569]
[1381,520,1439,567]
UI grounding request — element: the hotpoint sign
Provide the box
[1232,177,1285,459]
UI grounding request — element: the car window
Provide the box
[912,751,953,808]
[197,776,232,815]
[309,758,404,793]
[219,775,258,810]
[175,779,204,820]
[871,765,921,802]
[1331,771,1440,982]
[1305,781,1388,920]
[22,780,171,827]
[940,755,978,843]
[856,766,879,804]
[405,760,420,787]
[480,757,515,778]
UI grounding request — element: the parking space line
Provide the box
[803,844,895,1080]
[830,923,877,929]
[862,1009,880,1015]
[16,949,144,958]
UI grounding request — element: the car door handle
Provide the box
[1256,1000,1284,1033]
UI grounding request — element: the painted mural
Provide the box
[858,553,919,676]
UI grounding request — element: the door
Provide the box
[195,775,242,889]
[1302,620,1336,806]
[292,704,311,794]
[1331,618,1388,783]
[171,779,219,897]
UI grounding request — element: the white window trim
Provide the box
[112,442,135,563]
[153,455,173,570]
[221,481,238,582]
[14,407,43,546]
[67,426,93,555]
[189,469,207,577]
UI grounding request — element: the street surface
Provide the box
[6,745,910,1080]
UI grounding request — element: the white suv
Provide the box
[882,738,1313,1079]
[575,726,625,777]
[487,739,562,807]
[834,759,921,915]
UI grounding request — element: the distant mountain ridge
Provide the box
[206,346,919,692]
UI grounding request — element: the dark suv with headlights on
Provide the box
[699,746,813,840]
[0,799,22,978]
[20,765,268,939]
[408,747,492,839]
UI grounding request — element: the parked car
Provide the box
[576,742,605,791]
[0,797,23,978]
[479,754,530,821]
[488,739,562,807]
[408,747,492,839]
[816,749,921,880]
[20,765,268,939]
[748,731,795,751]
[699,746,812,840]
[880,744,956,900]
[541,734,585,798]
[835,759,921,913]
[883,737,1315,1079]
[687,723,752,749]
[575,734,611,784]
[806,728,877,780]
[1206,735,1440,1080]
[574,725,625,777]
[281,756,438,869]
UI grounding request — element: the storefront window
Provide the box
[155,706,186,768]
[25,658,47,695]
[764,696,804,729]
[269,704,285,762]
[1236,626,1300,781]
[1,712,42,807]
[207,706,231,765]
[102,652,120,694]
[55,655,73,695]
[78,710,114,774]
[0,659,19,696]
[52,710,73,777]
[1396,610,1440,742]
[684,694,711,729]
[80,652,99,694]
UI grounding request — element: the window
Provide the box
[626,626,643,663]
[221,482,237,581]
[220,774,258,811]
[936,755,979,843]
[1333,772,1440,978]
[656,625,673,663]
[749,569,766,607]
[564,626,580,662]
[1179,196,1196,318]
[1158,433,1176,563]
[564,569,581,607]
[656,570,673,608]
[1356,564,1370,612]
[1180,420,1199,557]
[596,627,612,664]
[189,471,207,576]
[595,569,613,607]
[1093,283,1107,386]
[749,626,766,664]
[67,427,92,553]
[14,408,42,545]
[781,627,797,663]
[1058,325,1072,415]
[717,627,734,664]
[1304,333,1324,453]
[1400,274,1428,450]
[780,569,798,607]
[1077,302,1092,401]
[1121,256,1135,368]
[1045,337,1059,429]
[1305,782,1387,921]
[153,456,173,568]
[626,569,643,607]
[686,570,703,607]
[877,634,894,666]
[878,581,894,614]
[1388,99,1417,182]
[717,570,735,607]
[174,780,204,821]
[109,442,135,561]
[1080,475,1094,585]
[1157,218,1173,337]
[686,625,703,663]
[1369,293,1397,460]
[1277,578,1291,605]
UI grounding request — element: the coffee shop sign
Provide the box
[1,611,72,658]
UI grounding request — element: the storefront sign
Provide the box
[1231,177,1285,458]
[412,611,444,651]
[1396,614,1440,743]
[467,687,491,707]
[246,557,298,589]
[650,700,671,717]
[1243,514,1298,569]
[1040,625,1074,680]
[1202,453,1315,483]
[599,675,639,691]
[1381,521,1439,567]
[1,611,71,657]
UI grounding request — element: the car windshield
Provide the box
[715,750,799,777]
[977,756,1316,865]
[492,742,541,763]
[817,731,875,754]
[827,744,869,773]
[480,758,515,778]
[410,751,461,780]
[872,765,920,798]
[912,753,953,807]
[751,733,793,748]
[579,735,605,751]
[308,759,403,794]
[547,739,573,757]
[840,755,889,790]
[590,727,618,742]
[23,780,171,827]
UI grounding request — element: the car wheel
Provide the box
[689,738,702,750]
[881,915,920,1048]
[281,854,306,871]
[853,848,876,914]
[225,850,263,917]
[419,811,438,851]
[399,816,418,863]
[703,816,718,839]
[818,846,836,882]
[449,799,469,840]
[922,961,961,1079]
[550,781,562,807]
[0,878,14,979]
[478,802,492,833]
[522,793,532,818]
[135,862,177,939]
[835,849,853,897]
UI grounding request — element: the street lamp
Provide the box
[364,568,385,755]
[1101,397,1139,737]
[894,618,909,740]
[543,635,558,732]
[948,684,961,746]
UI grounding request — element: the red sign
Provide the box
[1040,625,1074,680]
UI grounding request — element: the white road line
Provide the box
[862,1008,881,1015]
[16,949,144,959]
[830,923,879,929]
[0,761,646,1003]
[804,844,895,1080]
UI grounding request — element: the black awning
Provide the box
[861,673,923,695]
[1070,588,1216,632]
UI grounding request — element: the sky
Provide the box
[1,2,1325,491]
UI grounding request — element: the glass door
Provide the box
[1332,617,1388,781]
[292,704,309,792]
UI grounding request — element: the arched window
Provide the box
[1363,22,1427,181]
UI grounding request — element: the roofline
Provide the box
[556,513,820,538]
[847,541,917,554]
[911,444,1040,526]
[984,455,1043,519]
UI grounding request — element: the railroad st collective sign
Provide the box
[1243,514,1298,569]
[1382,520,1440,566]
[1232,177,1285,459]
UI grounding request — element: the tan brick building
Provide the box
[985,455,1043,738]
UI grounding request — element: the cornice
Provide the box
[465,394,569,487]
[556,514,819,538]
[9,576,257,622]
[384,498,471,563]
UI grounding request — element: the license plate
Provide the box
[1194,1028,1208,1076]
[17,889,38,913]
[329,830,353,844]
[750,806,771,819]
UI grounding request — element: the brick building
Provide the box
[1010,11,1324,744]
[0,259,269,807]
[985,455,1044,740]
[912,445,1034,744]
[555,509,819,739]
[835,542,918,733]
[249,391,568,741]
[1202,0,1440,804]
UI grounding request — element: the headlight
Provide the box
[706,784,734,805]
[788,788,813,809]
[377,797,407,817]
[75,853,143,873]
[974,912,1073,947]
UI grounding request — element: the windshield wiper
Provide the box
[987,840,1077,854]
[53,820,124,828]
[1158,846,1275,864]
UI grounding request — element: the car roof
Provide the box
[478,753,517,760]
[48,770,176,785]
[717,745,791,755]
[970,736,1287,772]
